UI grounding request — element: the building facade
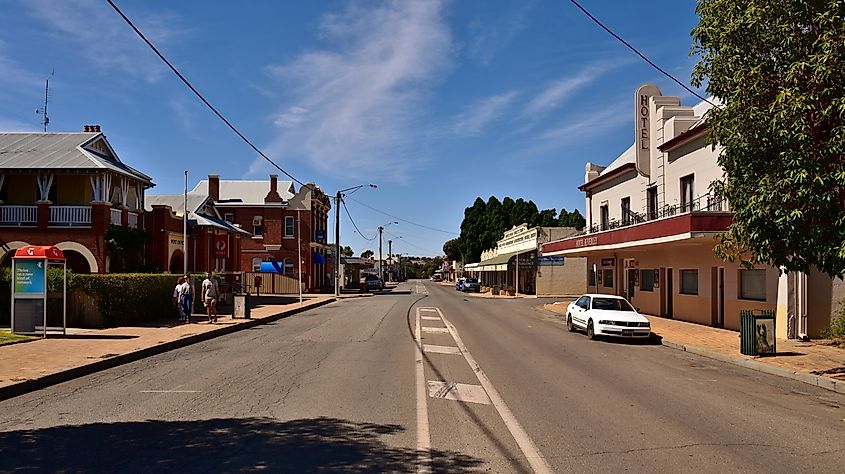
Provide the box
[541,85,834,338]
[0,127,152,273]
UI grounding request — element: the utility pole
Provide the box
[183,170,188,275]
[378,226,384,281]
[387,240,392,282]
[334,191,341,296]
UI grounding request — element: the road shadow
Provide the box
[0,416,483,473]
[592,333,664,346]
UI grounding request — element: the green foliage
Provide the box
[341,246,354,257]
[442,239,462,261]
[692,0,845,277]
[105,225,148,273]
[361,249,374,259]
[454,196,585,263]
[820,300,845,340]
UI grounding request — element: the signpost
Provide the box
[11,245,67,337]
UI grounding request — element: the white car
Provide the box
[565,294,651,340]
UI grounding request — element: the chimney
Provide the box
[83,124,101,133]
[208,174,220,202]
[264,174,282,202]
[83,125,91,132]
[93,125,101,133]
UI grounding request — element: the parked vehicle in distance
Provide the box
[565,294,650,340]
[461,277,480,292]
[455,277,465,291]
[364,274,385,292]
[430,274,443,282]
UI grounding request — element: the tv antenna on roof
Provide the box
[35,70,54,132]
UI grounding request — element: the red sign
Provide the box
[214,235,228,258]
[14,245,65,260]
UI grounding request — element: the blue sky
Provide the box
[0,0,706,257]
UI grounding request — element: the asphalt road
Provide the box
[0,280,842,473]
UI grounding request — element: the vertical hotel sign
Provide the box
[635,84,661,178]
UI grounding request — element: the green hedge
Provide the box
[0,270,216,327]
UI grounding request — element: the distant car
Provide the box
[565,294,650,340]
[461,277,480,292]
[455,277,465,291]
[364,274,385,292]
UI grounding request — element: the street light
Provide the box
[378,221,398,281]
[334,184,377,296]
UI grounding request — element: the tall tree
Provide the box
[361,249,374,259]
[341,246,354,257]
[443,238,462,261]
[692,0,845,277]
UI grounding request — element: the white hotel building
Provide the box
[541,85,839,339]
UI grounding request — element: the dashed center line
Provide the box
[140,390,201,393]
[420,316,441,321]
[423,344,461,355]
[421,327,450,334]
[427,381,490,405]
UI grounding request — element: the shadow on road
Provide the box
[0,416,483,473]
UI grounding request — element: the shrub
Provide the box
[820,300,845,340]
[73,273,181,327]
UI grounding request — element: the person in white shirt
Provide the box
[173,276,185,322]
[178,275,194,323]
[202,271,219,323]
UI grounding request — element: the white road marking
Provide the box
[427,381,490,405]
[423,344,461,355]
[140,390,201,393]
[421,327,449,334]
[414,308,433,473]
[435,308,554,474]
[419,308,438,312]
[420,316,441,321]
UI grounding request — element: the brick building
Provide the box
[191,175,331,292]
[0,127,153,273]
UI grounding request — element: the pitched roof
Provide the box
[192,179,295,205]
[144,192,250,235]
[0,132,153,184]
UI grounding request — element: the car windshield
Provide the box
[591,297,635,312]
[465,278,478,283]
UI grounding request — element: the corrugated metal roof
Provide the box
[192,179,295,205]
[145,192,250,235]
[0,132,153,184]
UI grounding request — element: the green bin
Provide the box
[740,310,776,356]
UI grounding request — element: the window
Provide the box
[621,197,631,225]
[576,296,590,309]
[253,224,263,237]
[681,175,695,212]
[224,213,234,224]
[647,186,658,219]
[740,269,767,301]
[600,204,609,231]
[285,216,295,237]
[680,269,698,295]
[640,269,654,291]
[602,269,614,288]
[284,258,294,276]
[251,257,262,272]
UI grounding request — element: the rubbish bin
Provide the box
[233,293,251,319]
[740,310,776,356]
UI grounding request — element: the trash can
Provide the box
[233,293,251,319]
[740,310,776,356]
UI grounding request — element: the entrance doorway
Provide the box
[718,267,725,327]
[627,269,636,303]
[666,268,674,318]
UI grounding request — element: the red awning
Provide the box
[13,245,66,260]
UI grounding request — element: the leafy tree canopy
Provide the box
[451,196,585,263]
[361,249,374,259]
[341,246,354,257]
[692,0,845,277]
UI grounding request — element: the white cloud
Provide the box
[261,0,453,182]
[468,2,535,65]
[22,0,183,83]
[451,91,518,136]
[522,62,616,118]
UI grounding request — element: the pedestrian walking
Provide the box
[173,276,185,322]
[202,271,219,323]
[179,275,194,323]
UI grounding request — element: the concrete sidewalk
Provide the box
[0,295,353,400]
[543,302,845,394]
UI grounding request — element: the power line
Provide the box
[341,199,377,241]
[346,196,459,236]
[567,0,716,107]
[383,229,434,254]
[104,0,312,190]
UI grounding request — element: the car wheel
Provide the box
[586,320,597,340]
[566,315,575,332]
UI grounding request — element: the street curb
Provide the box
[0,298,335,402]
[661,338,844,395]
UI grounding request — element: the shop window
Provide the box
[680,269,698,295]
[600,204,609,231]
[640,269,654,292]
[621,197,631,225]
[647,186,658,219]
[681,175,695,212]
[740,269,766,301]
[285,216,295,237]
[602,269,614,288]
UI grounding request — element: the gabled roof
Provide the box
[144,192,250,235]
[0,132,153,185]
[192,179,295,205]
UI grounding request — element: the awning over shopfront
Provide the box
[473,249,521,272]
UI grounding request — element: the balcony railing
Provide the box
[127,211,139,228]
[0,205,37,226]
[110,208,122,226]
[51,205,92,226]
[590,193,730,234]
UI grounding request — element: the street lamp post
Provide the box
[333,184,377,296]
[377,221,398,281]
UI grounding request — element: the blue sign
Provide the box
[538,256,565,266]
[14,260,45,294]
[315,230,325,241]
